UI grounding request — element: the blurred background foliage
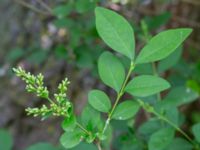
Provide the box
[0,0,200,149]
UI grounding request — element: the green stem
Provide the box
[76,122,91,135]
[102,61,135,134]
[153,111,194,144]
[137,99,194,145]
[47,97,55,104]
[96,141,102,150]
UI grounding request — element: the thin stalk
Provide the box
[102,61,135,134]
[96,141,102,150]
[47,97,55,104]
[76,122,91,135]
[137,99,195,145]
[153,111,194,144]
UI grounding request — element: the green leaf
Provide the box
[134,63,153,75]
[0,129,13,150]
[75,0,98,13]
[125,75,170,97]
[158,46,182,73]
[95,7,135,59]
[60,130,82,149]
[70,142,98,150]
[136,28,192,64]
[62,115,76,132]
[148,128,174,150]
[27,50,47,65]
[138,119,162,140]
[166,138,193,150]
[6,48,24,63]
[88,90,111,112]
[158,86,199,108]
[98,52,125,92]
[81,105,101,131]
[144,11,171,30]
[192,123,200,143]
[26,143,58,150]
[112,100,140,120]
[53,4,73,18]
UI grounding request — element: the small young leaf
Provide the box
[60,130,82,149]
[136,28,192,64]
[112,100,140,120]
[125,75,170,97]
[62,115,76,132]
[95,7,135,59]
[148,128,174,150]
[98,52,125,92]
[88,90,111,112]
[192,123,200,143]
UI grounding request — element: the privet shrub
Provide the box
[13,7,200,150]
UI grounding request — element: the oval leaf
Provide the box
[98,52,125,92]
[148,128,175,150]
[125,75,170,97]
[136,28,192,64]
[88,90,111,112]
[60,130,82,149]
[112,100,140,120]
[95,7,135,59]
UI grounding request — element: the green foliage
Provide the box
[167,138,193,150]
[0,129,13,150]
[13,6,199,150]
[26,143,58,150]
[98,52,125,92]
[148,128,174,150]
[158,46,183,73]
[62,115,77,132]
[125,75,170,97]
[88,90,111,113]
[60,130,83,149]
[95,7,135,60]
[112,100,139,120]
[136,28,192,64]
[157,86,199,108]
[192,123,200,143]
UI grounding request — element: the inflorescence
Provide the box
[13,67,72,119]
